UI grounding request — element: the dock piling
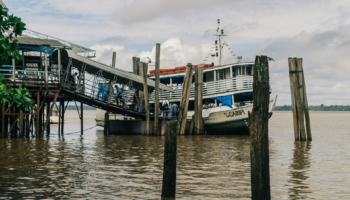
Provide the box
[288,57,312,141]
[249,55,271,200]
[161,121,177,198]
[140,62,150,135]
[177,63,193,135]
[154,43,161,135]
[194,66,203,134]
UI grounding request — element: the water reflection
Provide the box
[288,141,312,199]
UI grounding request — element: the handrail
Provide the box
[148,75,253,101]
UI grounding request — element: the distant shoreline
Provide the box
[274,105,350,111]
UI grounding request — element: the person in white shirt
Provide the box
[162,97,170,119]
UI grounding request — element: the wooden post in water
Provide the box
[296,58,312,141]
[161,121,177,198]
[177,63,193,135]
[249,55,271,200]
[140,62,150,135]
[154,43,161,135]
[288,57,311,141]
[19,109,24,137]
[104,112,109,135]
[46,102,50,135]
[81,102,84,136]
[1,105,4,138]
[194,66,203,134]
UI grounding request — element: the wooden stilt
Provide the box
[154,43,161,135]
[249,55,271,200]
[161,121,177,198]
[81,102,83,135]
[296,58,312,141]
[177,63,193,135]
[194,67,203,134]
[140,62,150,135]
[1,105,4,138]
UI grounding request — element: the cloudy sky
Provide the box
[4,0,350,105]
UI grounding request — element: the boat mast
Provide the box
[214,19,227,66]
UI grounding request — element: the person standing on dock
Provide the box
[162,97,170,119]
[172,103,178,119]
[115,85,123,106]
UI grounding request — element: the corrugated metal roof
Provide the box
[16,36,65,47]
[52,49,174,93]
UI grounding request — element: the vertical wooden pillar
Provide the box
[36,92,40,137]
[81,102,84,135]
[1,105,4,138]
[19,110,24,137]
[249,55,271,200]
[296,58,312,141]
[46,102,50,135]
[140,62,150,135]
[177,63,193,135]
[194,67,203,134]
[288,57,311,141]
[161,121,177,198]
[154,43,161,135]
[58,102,61,134]
[61,100,65,135]
[112,52,116,68]
[104,112,109,135]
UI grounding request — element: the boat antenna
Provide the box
[213,19,227,66]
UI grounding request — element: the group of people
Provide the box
[162,97,178,119]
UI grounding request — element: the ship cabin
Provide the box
[148,62,254,111]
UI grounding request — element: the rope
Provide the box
[64,125,98,135]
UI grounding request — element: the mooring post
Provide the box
[140,62,150,135]
[61,100,65,135]
[104,112,109,135]
[288,57,310,141]
[296,58,312,141]
[161,121,177,198]
[249,55,271,200]
[154,43,161,135]
[194,66,203,134]
[81,102,83,136]
[36,92,40,137]
[19,109,24,137]
[177,63,193,135]
[46,102,50,135]
[288,58,299,141]
[1,105,5,138]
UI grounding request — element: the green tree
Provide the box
[0,8,33,111]
[0,74,34,111]
[0,5,26,66]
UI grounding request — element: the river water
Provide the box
[0,111,349,199]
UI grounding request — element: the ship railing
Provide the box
[148,75,253,101]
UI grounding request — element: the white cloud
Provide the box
[5,0,350,105]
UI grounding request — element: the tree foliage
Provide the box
[0,9,33,112]
[0,5,26,66]
[0,74,34,111]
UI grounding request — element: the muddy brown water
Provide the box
[0,111,349,199]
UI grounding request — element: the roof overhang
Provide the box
[52,49,174,93]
